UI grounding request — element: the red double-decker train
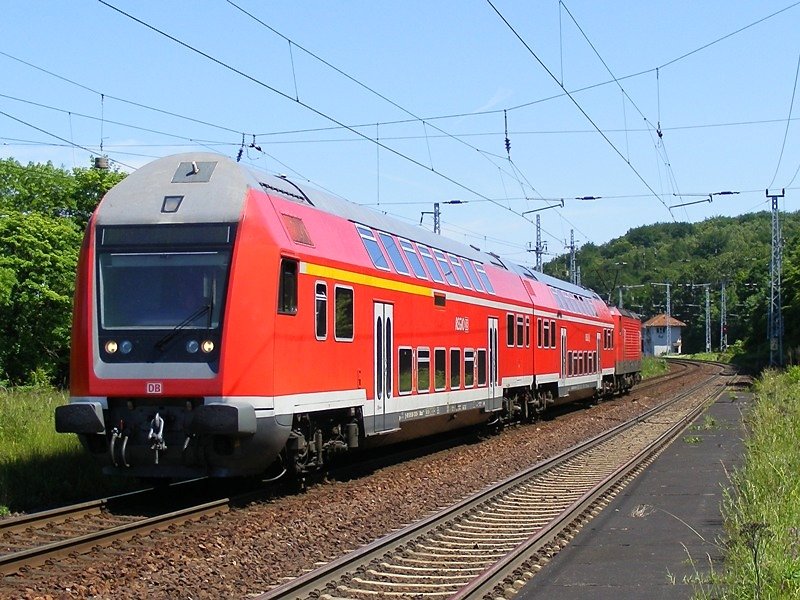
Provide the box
[56,153,642,479]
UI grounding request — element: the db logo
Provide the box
[146,382,163,395]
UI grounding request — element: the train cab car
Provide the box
[56,152,642,480]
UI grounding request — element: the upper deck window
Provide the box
[399,239,428,279]
[475,264,495,294]
[417,245,445,283]
[448,254,473,290]
[432,249,459,286]
[356,225,390,271]
[463,260,484,292]
[377,232,409,275]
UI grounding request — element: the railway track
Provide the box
[256,361,729,600]
[0,359,711,585]
[0,478,257,576]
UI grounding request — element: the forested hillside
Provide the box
[0,158,125,385]
[544,211,800,362]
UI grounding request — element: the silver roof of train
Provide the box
[98,152,599,298]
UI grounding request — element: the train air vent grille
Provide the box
[281,214,314,246]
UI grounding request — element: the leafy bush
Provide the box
[697,370,800,598]
[0,158,125,386]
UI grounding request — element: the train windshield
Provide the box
[98,251,230,330]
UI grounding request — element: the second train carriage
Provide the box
[57,153,642,479]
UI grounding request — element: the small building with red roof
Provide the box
[642,314,686,356]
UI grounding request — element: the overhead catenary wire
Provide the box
[97,0,551,226]
[768,50,800,188]
[223,0,544,209]
[0,108,135,169]
[2,3,794,260]
[234,1,800,139]
[0,50,243,137]
[485,0,674,217]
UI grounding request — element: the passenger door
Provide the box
[488,317,499,401]
[559,327,568,394]
[373,302,393,432]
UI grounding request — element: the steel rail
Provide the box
[0,498,107,537]
[453,367,727,599]
[255,361,720,600]
[0,497,229,575]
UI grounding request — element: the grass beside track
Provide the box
[694,367,800,599]
[0,387,135,515]
[641,355,669,378]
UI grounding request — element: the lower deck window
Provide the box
[399,347,413,394]
[417,348,430,392]
[334,286,354,340]
[315,282,327,339]
[464,349,475,387]
[434,348,446,391]
[477,349,487,386]
[450,348,461,389]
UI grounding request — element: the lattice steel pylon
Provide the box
[767,189,784,367]
[534,214,545,272]
[568,230,577,285]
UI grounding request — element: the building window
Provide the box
[399,347,413,394]
[315,282,327,339]
[278,258,298,314]
[334,285,354,341]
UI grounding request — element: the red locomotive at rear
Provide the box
[57,153,642,479]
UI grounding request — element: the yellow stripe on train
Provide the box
[302,262,434,297]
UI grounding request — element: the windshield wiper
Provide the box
[155,304,211,351]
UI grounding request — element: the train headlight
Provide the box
[120,340,133,354]
[201,340,215,353]
[186,340,199,354]
[105,340,118,354]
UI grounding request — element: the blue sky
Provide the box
[2,1,799,265]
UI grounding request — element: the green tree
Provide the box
[544,210,800,364]
[0,211,81,385]
[0,158,125,385]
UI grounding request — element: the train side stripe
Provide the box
[301,261,612,328]
[302,262,433,298]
